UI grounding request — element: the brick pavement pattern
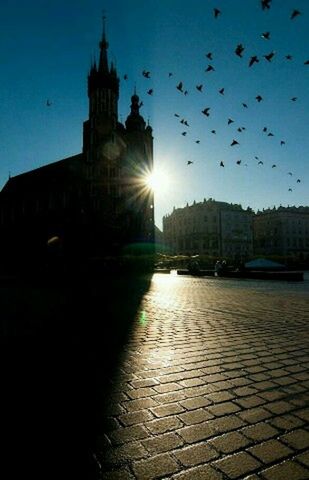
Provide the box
[98,274,309,479]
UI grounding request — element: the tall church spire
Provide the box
[99,14,109,72]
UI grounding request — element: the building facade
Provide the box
[0,21,155,262]
[163,199,253,260]
[254,206,309,260]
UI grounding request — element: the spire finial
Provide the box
[99,11,109,71]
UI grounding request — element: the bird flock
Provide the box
[121,1,307,195]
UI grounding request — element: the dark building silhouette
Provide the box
[0,21,154,265]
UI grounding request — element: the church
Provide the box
[0,21,155,265]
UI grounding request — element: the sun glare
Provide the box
[145,169,169,195]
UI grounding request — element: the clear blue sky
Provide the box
[0,0,308,229]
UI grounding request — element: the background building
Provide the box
[254,206,309,261]
[163,198,253,260]
[0,22,154,264]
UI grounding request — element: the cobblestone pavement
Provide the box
[98,273,309,480]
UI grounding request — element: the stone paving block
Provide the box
[237,407,272,424]
[145,416,183,434]
[180,396,212,410]
[153,382,183,394]
[102,467,135,479]
[234,395,266,409]
[132,452,180,480]
[108,424,149,445]
[178,408,214,425]
[177,421,216,443]
[118,409,154,427]
[294,408,309,422]
[142,432,184,454]
[261,460,309,480]
[130,378,160,389]
[127,386,157,400]
[208,431,252,454]
[280,429,309,450]
[173,442,219,467]
[206,391,236,403]
[269,413,304,431]
[123,398,159,412]
[150,403,185,418]
[102,441,148,466]
[242,422,279,441]
[214,451,261,479]
[295,451,309,467]
[171,464,223,480]
[248,439,293,464]
[208,401,241,417]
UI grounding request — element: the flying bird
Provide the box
[304,60,309,65]
[205,64,215,72]
[182,131,187,136]
[219,88,225,95]
[168,72,173,77]
[213,8,221,18]
[123,74,128,80]
[242,103,248,108]
[176,82,183,92]
[261,31,270,40]
[236,160,242,165]
[288,172,293,176]
[263,127,268,132]
[280,140,286,146]
[290,9,301,20]
[46,99,52,106]
[202,108,210,116]
[147,89,153,95]
[291,97,298,101]
[268,132,274,136]
[142,70,150,78]
[272,164,277,168]
[258,161,264,165]
[228,118,234,125]
[196,84,203,92]
[264,51,275,62]
[261,0,271,10]
[220,161,224,167]
[235,44,245,57]
[211,130,216,134]
[256,95,263,102]
[285,55,293,60]
[174,113,180,117]
[184,90,188,96]
[288,188,293,191]
[249,56,259,67]
[255,156,259,160]
[230,139,239,146]
[297,179,301,183]
[187,161,193,165]
[206,52,213,60]
[195,140,200,144]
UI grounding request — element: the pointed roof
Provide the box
[125,90,146,132]
[99,14,109,72]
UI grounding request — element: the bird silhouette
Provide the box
[220,161,224,167]
[261,0,271,10]
[235,44,245,58]
[184,90,188,96]
[290,9,301,20]
[258,161,264,165]
[256,95,263,102]
[288,172,293,176]
[196,84,203,92]
[214,8,221,18]
[205,64,215,73]
[288,188,292,191]
[236,160,242,165]
[304,60,309,65]
[195,140,200,144]
[123,74,128,80]
[268,132,274,136]
[206,52,213,60]
[261,31,270,40]
[280,140,286,146]
[211,130,216,134]
[297,179,301,183]
[168,72,173,77]
[46,99,52,106]
[176,82,183,92]
[182,131,187,136]
[228,118,234,125]
[147,89,153,95]
[230,140,239,146]
[187,161,193,165]
[237,127,243,133]
[255,156,259,160]
[285,55,293,60]
[202,108,210,116]
[272,164,277,168]
[219,88,225,95]
[249,56,259,67]
[291,97,298,101]
[174,113,180,117]
[264,51,275,62]
[263,127,268,132]
[142,70,150,78]
[242,103,248,108]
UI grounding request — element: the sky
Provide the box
[0,0,308,230]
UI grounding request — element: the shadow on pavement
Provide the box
[0,268,152,479]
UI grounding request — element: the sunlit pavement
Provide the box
[98,273,309,479]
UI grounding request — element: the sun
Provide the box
[145,169,169,195]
